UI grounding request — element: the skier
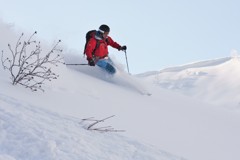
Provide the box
[84,24,127,74]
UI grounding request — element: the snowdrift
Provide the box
[140,56,240,107]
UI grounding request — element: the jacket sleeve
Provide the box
[107,36,121,50]
[85,38,97,60]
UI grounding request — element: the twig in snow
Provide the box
[81,115,125,133]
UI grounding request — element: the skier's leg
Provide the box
[96,59,116,74]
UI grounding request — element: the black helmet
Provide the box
[99,24,110,33]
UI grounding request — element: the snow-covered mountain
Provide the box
[1,22,240,160]
[139,56,240,108]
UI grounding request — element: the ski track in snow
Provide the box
[0,93,185,160]
[63,53,152,95]
[65,61,152,96]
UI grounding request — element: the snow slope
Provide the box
[1,21,240,160]
[0,93,184,160]
[2,54,240,160]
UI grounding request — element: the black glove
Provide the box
[88,58,95,66]
[119,45,127,51]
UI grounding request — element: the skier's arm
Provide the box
[107,36,121,50]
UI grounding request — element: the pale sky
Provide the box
[0,0,239,74]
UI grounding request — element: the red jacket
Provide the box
[85,36,121,60]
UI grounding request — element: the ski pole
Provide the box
[124,50,130,74]
[64,63,88,65]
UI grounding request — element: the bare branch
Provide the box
[81,115,125,133]
[1,32,64,91]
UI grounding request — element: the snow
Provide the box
[141,56,240,108]
[0,93,184,160]
[1,21,240,160]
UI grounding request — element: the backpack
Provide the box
[83,30,100,56]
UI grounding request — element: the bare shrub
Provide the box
[1,31,63,91]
